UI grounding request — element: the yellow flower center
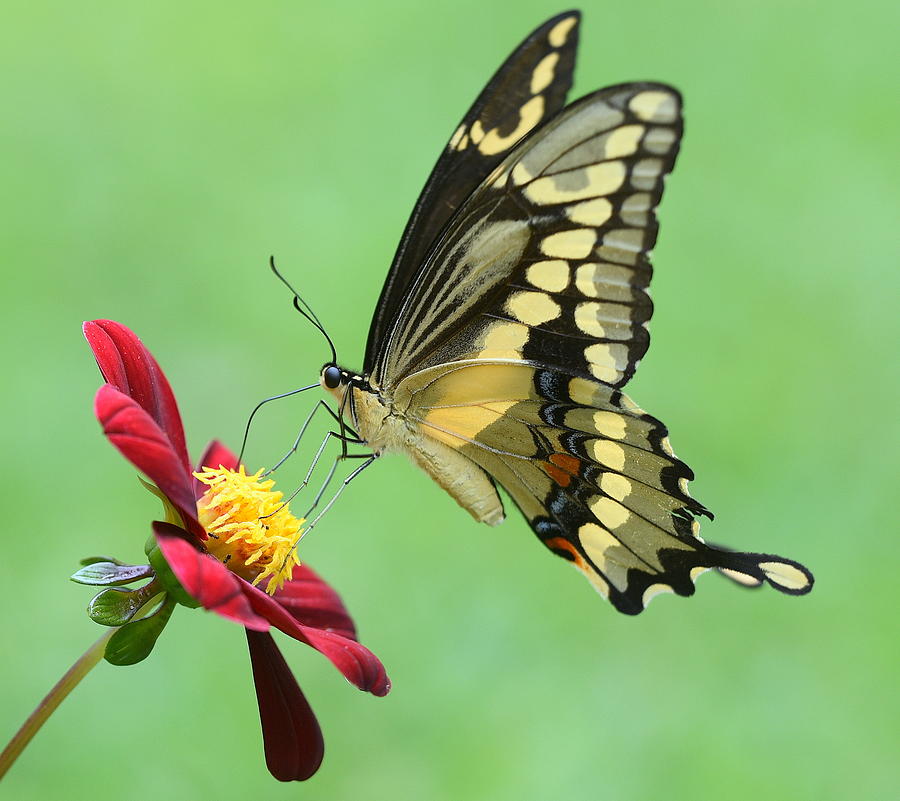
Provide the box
[194,465,303,595]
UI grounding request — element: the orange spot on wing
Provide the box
[545,536,585,569]
[543,453,581,487]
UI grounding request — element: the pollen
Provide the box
[194,465,303,595]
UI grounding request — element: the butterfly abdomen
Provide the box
[349,383,506,526]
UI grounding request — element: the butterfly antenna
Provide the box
[237,383,320,466]
[269,255,338,364]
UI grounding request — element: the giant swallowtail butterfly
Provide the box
[304,11,813,614]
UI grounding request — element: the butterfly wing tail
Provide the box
[711,549,814,596]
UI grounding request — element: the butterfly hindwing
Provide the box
[365,11,581,373]
[397,361,813,613]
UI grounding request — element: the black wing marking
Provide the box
[363,11,581,373]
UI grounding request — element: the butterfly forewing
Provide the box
[364,11,581,374]
[376,84,681,389]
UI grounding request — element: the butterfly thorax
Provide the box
[319,362,505,525]
[320,363,401,451]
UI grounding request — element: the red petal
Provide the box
[154,523,269,631]
[274,564,357,641]
[84,320,190,473]
[96,384,197,520]
[196,440,239,471]
[239,580,390,696]
[246,630,324,782]
[193,440,239,499]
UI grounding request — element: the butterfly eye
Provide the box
[322,365,342,389]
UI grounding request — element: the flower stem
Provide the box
[0,630,114,781]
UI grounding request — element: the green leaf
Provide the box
[88,582,164,626]
[147,543,201,608]
[79,555,126,566]
[70,562,154,586]
[104,597,176,666]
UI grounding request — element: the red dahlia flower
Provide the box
[81,319,389,781]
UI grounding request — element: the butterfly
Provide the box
[309,10,813,614]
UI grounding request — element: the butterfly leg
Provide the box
[301,452,374,519]
[297,454,377,541]
[272,447,375,580]
[264,399,359,476]
[291,423,370,516]
[260,425,365,519]
[237,382,321,465]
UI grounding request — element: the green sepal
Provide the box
[146,543,201,609]
[70,562,154,586]
[88,581,164,626]
[80,555,126,567]
[104,596,176,666]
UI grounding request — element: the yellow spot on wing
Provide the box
[591,497,631,529]
[719,568,763,588]
[525,161,626,205]
[540,229,597,259]
[575,301,629,339]
[594,412,628,441]
[575,263,634,299]
[478,321,529,359]
[566,197,613,226]
[642,583,674,605]
[600,472,632,501]
[578,523,629,591]
[591,440,626,470]
[548,15,578,47]
[588,363,622,384]
[505,290,561,326]
[479,95,545,156]
[602,125,645,158]
[575,303,607,337]
[511,162,533,185]
[759,561,811,591]
[448,123,466,150]
[568,376,600,406]
[530,52,559,94]
[629,90,678,123]
[525,260,570,293]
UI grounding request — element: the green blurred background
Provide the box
[1,1,896,799]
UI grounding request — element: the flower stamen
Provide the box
[194,465,303,594]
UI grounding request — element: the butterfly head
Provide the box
[320,363,373,428]
[319,363,349,413]
[319,362,363,404]
[321,363,344,390]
